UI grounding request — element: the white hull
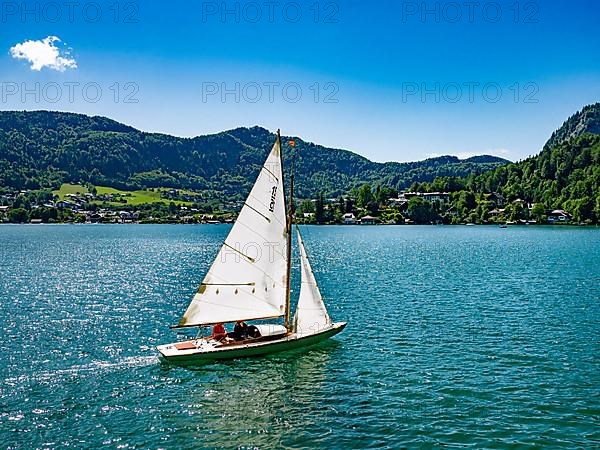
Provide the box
[157,322,347,364]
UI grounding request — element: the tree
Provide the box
[315,193,325,224]
[344,197,354,213]
[531,203,546,222]
[8,208,29,223]
[374,185,398,203]
[572,196,594,223]
[407,197,437,224]
[366,201,379,216]
[30,207,58,223]
[337,196,345,215]
[475,200,494,223]
[297,199,315,214]
[457,191,476,212]
[508,202,525,221]
[356,184,374,209]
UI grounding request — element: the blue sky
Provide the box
[1,0,599,162]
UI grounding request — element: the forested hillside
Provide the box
[410,103,600,223]
[0,111,509,199]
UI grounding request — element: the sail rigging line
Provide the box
[260,164,279,182]
[198,266,282,303]
[245,194,287,229]
[222,242,256,263]
[244,191,288,229]
[242,201,271,223]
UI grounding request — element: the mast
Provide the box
[284,131,295,330]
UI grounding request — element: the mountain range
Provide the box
[0,111,509,198]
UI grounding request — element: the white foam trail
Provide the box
[3,355,159,386]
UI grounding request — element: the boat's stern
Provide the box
[156,342,179,359]
[156,339,217,361]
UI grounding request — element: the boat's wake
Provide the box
[3,355,159,387]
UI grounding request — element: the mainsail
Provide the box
[178,135,288,326]
[293,228,331,335]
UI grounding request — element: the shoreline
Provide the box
[1,222,597,227]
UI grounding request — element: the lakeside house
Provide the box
[360,215,379,225]
[56,200,81,209]
[119,211,139,223]
[387,198,409,212]
[86,213,103,223]
[547,209,572,223]
[422,192,450,203]
[512,198,531,209]
[489,208,505,217]
[343,213,356,225]
[400,191,450,203]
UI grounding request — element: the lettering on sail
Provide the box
[269,186,277,212]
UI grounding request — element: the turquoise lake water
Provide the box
[0,224,599,448]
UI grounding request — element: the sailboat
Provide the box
[157,131,346,363]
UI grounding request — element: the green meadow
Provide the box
[52,184,192,206]
[52,183,89,199]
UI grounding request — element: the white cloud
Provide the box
[9,36,77,72]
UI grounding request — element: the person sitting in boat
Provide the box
[247,324,261,338]
[233,321,248,340]
[211,322,227,342]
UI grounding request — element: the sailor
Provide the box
[233,321,248,340]
[211,322,227,342]
[247,324,261,338]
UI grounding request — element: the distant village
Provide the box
[0,189,234,225]
[306,191,572,225]
[0,186,574,225]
